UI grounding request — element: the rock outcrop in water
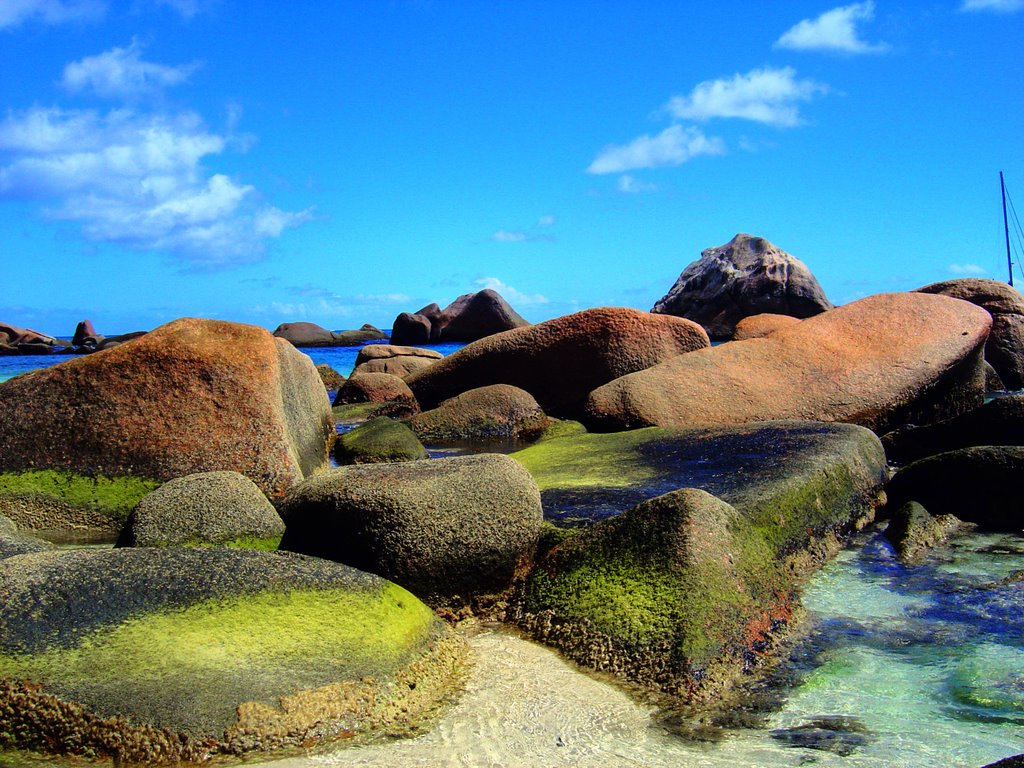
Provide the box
[280,454,543,605]
[0,548,465,763]
[353,344,443,378]
[333,417,428,465]
[0,318,334,535]
[405,307,709,417]
[915,278,1024,390]
[509,421,885,699]
[391,289,529,345]
[651,234,834,340]
[0,322,64,355]
[585,293,991,434]
[273,321,387,347]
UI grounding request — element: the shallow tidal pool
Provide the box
[255,530,1023,768]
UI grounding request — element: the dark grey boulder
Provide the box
[884,446,1024,530]
[881,395,1024,465]
[116,471,284,548]
[651,233,834,340]
[273,321,387,347]
[279,454,543,603]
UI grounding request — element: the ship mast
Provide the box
[1002,171,1013,287]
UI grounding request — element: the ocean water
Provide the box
[0,339,466,383]
[255,530,1023,768]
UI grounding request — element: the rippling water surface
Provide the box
[256,530,1023,768]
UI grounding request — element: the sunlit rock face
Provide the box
[651,233,834,340]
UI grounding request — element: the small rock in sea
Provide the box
[770,715,875,757]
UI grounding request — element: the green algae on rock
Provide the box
[509,421,886,701]
[334,416,429,465]
[0,469,160,535]
[0,547,466,764]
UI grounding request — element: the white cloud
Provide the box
[474,277,548,306]
[0,0,105,29]
[61,40,201,99]
[537,214,556,227]
[961,0,1023,11]
[948,263,988,275]
[154,0,206,17]
[664,67,828,128]
[617,174,658,194]
[491,229,528,243]
[775,2,889,54]
[587,125,725,175]
[0,107,311,268]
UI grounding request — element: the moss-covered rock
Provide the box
[407,384,552,444]
[116,471,285,548]
[315,363,347,392]
[0,318,334,509]
[509,420,886,700]
[882,501,967,564]
[0,469,160,535]
[334,417,428,465]
[0,548,466,764]
[279,455,543,604]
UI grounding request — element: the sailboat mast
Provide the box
[1002,171,1013,287]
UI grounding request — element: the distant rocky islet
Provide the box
[1,232,1023,765]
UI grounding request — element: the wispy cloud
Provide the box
[617,174,658,194]
[664,67,828,127]
[948,263,988,275]
[961,0,1023,11]
[491,229,528,243]
[153,0,208,18]
[0,106,311,269]
[474,277,548,306]
[61,39,201,99]
[537,214,556,227]
[775,2,889,54]
[587,125,725,174]
[0,0,105,29]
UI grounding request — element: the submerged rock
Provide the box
[407,384,552,444]
[770,715,875,757]
[510,420,885,699]
[280,454,543,604]
[916,278,1024,390]
[884,446,1024,530]
[333,417,428,465]
[0,318,333,534]
[651,233,834,340]
[0,547,466,764]
[586,292,991,434]
[405,307,709,417]
[116,471,285,548]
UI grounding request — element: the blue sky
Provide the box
[1,0,1022,334]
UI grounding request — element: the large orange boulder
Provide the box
[0,318,333,501]
[915,278,1024,390]
[404,307,710,417]
[585,293,991,434]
